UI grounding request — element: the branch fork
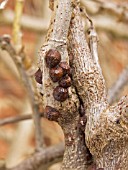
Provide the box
[37,0,128,169]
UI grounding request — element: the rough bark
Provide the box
[38,0,92,169]
[68,2,128,170]
[0,0,128,170]
[37,0,128,170]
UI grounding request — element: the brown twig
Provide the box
[0,36,44,151]
[13,0,43,151]
[0,114,33,126]
[4,143,64,170]
[0,113,42,126]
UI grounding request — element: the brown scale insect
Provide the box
[53,86,69,102]
[59,61,70,75]
[44,106,60,121]
[34,68,42,84]
[59,74,72,88]
[49,66,63,82]
[45,49,61,68]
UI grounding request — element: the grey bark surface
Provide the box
[37,0,128,170]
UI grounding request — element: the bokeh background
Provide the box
[0,0,128,169]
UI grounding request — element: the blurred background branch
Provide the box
[12,0,24,52]
[0,0,128,39]
[0,0,8,9]
[81,0,128,23]
[108,65,128,104]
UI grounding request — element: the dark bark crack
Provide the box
[72,81,93,166]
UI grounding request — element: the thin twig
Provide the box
[12,0,44,150]
[0,114,32,126]
[0,37,44,151]
[108,66,128,104]
[13,0,24,52]
[13,0,43,151]
[32,105,44,151]
[4,143,64,170]
[0,112,43,126]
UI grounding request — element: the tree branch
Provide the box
[0,108,43,126]
[12,0,24,52]
[68,2,128,169]
[37,0,92,169]
[1,0,128,169]
[0,114,33,126]
[69,2,108,111]
[7,143,64,170]
[0,36,44,151]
